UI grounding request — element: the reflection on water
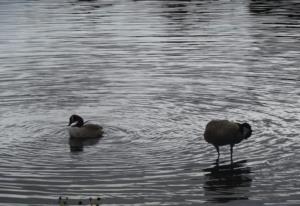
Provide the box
[203,160,252,203]
[0,0,299,205]
[249,0,300,19]
[68,137,100,152]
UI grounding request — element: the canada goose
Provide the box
[204,120,252,163]
[68,114,103,139]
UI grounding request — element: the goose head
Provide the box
[239,122,252,139]
[68,114,84,127]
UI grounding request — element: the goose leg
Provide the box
[214,145,220,163]
[230,144,234,163]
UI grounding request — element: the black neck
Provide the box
[73,116,84,127]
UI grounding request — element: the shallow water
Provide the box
[0,0,299,205]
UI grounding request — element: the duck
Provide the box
[68,114,103,139]
[204,120,252,163]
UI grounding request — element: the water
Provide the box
[0,0,299,205]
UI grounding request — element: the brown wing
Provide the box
[204,120,240,145]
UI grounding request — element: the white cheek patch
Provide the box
[70,121,78,127]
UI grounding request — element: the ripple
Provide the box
[0,0,299,205]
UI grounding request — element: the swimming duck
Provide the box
[204,120,252,162]
[68,114,103,139]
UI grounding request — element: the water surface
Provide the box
[0,0,299,205]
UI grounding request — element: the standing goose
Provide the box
[68,114,103,139]
[204,120,252,163]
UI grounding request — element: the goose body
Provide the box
[204,120,252,162]
[68,114,103,139]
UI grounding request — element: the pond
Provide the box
[0,0,299,205]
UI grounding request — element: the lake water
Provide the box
[0,0,299,205]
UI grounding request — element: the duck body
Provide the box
[204,120,252,162]
[68,114,103,139]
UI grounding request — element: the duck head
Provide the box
[238,122,252,139]
[68,114,84,127]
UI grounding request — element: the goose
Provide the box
[204,120,252,163]
[68,114,103,139]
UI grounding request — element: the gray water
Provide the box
[0,0,299,205]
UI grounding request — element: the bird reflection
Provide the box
[203,160,252,203]
[68,137,100,152]
[249,0,300,19]
[161,0,189,22]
